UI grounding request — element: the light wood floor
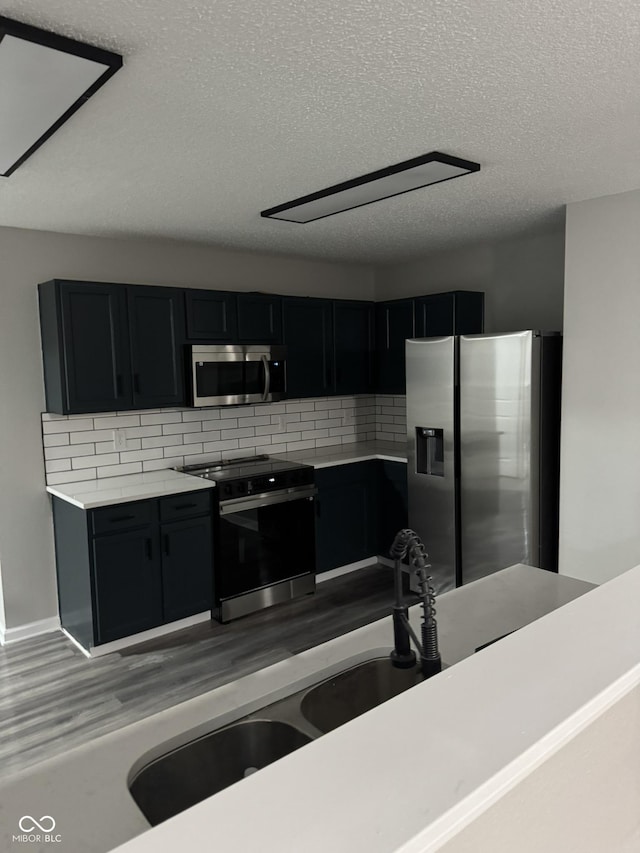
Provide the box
[0,565,396,779]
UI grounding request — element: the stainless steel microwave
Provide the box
[189,345,286,407]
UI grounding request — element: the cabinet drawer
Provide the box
[91,501,154,535]
[160,490,211,521]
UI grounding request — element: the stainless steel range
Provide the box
[177,455,317,622]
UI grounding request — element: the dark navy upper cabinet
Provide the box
[415,291,484,338]
[282,297,334,398]
[128,286,186,408]
[185,289,238,341]
[237,293,283,343]
[333,300,374,395]
[375,299,415,394]
[39,280,131,414]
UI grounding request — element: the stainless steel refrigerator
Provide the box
[406,330,562,594]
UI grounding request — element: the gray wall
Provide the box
[374,228,565,332]
[0,225,374,634]
[559,188,640,584]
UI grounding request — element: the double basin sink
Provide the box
[129,656,427,826]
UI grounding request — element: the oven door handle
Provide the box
[219,486,317,515]
[261,354,271,402]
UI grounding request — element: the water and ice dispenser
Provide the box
[415,427,444,477]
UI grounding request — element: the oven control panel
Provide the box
[218,466,314,500]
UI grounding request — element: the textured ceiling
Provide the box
[0,0,639,262]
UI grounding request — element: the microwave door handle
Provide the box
[261,354,271,401]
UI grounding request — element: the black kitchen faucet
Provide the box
[389,529,442,679]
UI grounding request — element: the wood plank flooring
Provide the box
[0,565,395,779]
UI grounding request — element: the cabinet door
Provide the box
[161,517,213,622]
[237,293,282,343]
[92,528,163,644]
[375,299,415,394]
[333,301,374,395]
[415,293,454,337]
[59,281,131,413]
[315,462,377,573]
[282,297,334,398]
[185,290,238,341]
[415,291,484,337]
[376,461,409,558]
[128,286,186,408]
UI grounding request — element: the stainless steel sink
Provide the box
[129,720,313,826]
[300,658,422,733]
[129,656,429,825]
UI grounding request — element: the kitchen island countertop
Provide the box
[0,565,603,853]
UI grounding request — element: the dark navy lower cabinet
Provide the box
[377,461,409,558]
[53,493,213,648]
[315,462,378,573]
[315,460,408,574]
[92,527,163,644]
[161,516,213,623]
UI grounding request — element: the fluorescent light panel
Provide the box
[261,151,480,223]
[0,16,122,177]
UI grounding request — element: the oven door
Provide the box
[190,345,286,407]
[217,486,317,601]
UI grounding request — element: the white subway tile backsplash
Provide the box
[70,429,116,445]
[221,427,254,440]
[238,415,270,427]
[72,453,119,469]
[93,415,141,430]
[180,444,205,457]
[44,443,96,460]
[143,456,184,472]
[43,418,94,434]
[48,469,97,485]
[203,439,239,453]
[43,433,70,447]
[119,448,164,464]
[141,411,182,425]
[41,394,405,485]
[45,459,72,474]
[185,430,220,444]
[98,462,143,478]
[162,422,202,435]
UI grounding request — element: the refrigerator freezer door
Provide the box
[406,337,457,593]
[459,331,540,584]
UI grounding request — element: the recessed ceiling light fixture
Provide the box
[261,151,480,224]
[0,15,122,177]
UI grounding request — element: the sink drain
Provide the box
[243,766,259,778]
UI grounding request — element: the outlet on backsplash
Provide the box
[113,429,129,451]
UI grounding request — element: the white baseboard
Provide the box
[0,615,61,645]
[64,610,212,658]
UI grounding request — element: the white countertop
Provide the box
[45,442,406,508]
[46,469,215,510]
[282,439,407,468]
[0,565,598,853]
